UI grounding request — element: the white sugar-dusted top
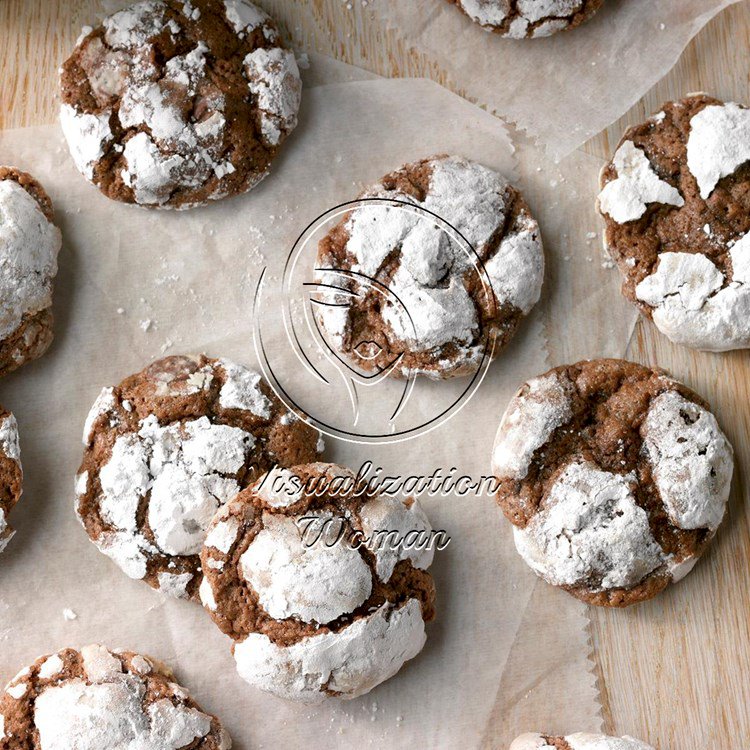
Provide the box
[359,495,434,581]
[458,0,586,36]
[254,467,304,507]
[457,0,509,26]
[61,0,299,207]
[635,234,750,350]
[233,599,426,703]
[513,460,664,590]
[243,47,301,146]
[0,179,61,341]
[510,733,655,750]
[642,391,732,530]
[33,645,216,750]
[217,358,272,416]
[492,372,574,481]
[102,1,168,49]
[341,156,543,352]
[240,511,372,624]
[100,415,253,558]
[83,387,118,444]
[598,141,684,223]
[0,414,20,463]
[687,102,750,199]
[223,0,269,34]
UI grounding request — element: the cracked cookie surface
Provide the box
[76,354,323,600]
[510,733,655,750]
[491,359,733,607]
[0,644,231,749]
[60,0,301,209]
[598,94,750,351]
[314,155,544,380]
[447,0,605,38]
[200,462,436,702]
[0,168,61,377]
[0,407,22,555]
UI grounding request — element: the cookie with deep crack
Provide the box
[0,167,61,376]
[510,733,654,750]
[76,354,323,600]
[597,94,750,351]
[447,0,605,38]
[59,0,301,209]
[314,155,544,380]
[0,407,22,554]
[491,359,733,607]
[0,644,231,748]
[200,462,436,702]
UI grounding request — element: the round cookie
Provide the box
[199,462,436,702]
[598,94,750,351]
[60,0,301,209]
[315,155,544,379]
[0,408,22,553]
[0,644,231,748]
[491,359,733,607]
[0,167,61,376]
[447,0,604,38]
[76,354,323,600]
[510,733,654,750]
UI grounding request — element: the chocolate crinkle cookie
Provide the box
[492,359,733,607]
[447,0,604,38]
[76,354,323,600]
[0,644,231,748]
[598,94,750,351]
[510,733,654,750]
[0,168,61,377]
[0,407,22,554]
[59,0,301,209]
[200,462,436,702]
[315,155,544,379]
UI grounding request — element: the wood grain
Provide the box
[2,1,750,747]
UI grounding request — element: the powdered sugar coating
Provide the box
[493,360,734,604]
[513,460,664,590]
[687,102,750,199]
[0,414,20,464]
[359,495,435,581]
[454,0,601,37]
[635,237,750,351]
[0,644,231,749]
[233,599,426,703]
[200,462,435,701]
[60,0,300,209]
[243,47,301,146]
[492,372,574,481]
[240,511,372,623]
[510,733,655,750]
[316,155,544,379]
[597,141,684,223]
[77,355,322,599]
[0,410,21,554]
[642,391,732,530]
[0,179,61,342]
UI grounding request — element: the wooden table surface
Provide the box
[2,1,750,747]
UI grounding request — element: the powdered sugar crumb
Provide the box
[598,140,684,223]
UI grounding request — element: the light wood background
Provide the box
[2,1,749,747]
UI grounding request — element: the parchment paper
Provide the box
[0,58,637,747]
[371,0,740,157]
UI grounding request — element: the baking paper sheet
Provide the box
[369,0,740,157]
[0,56,637,747]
